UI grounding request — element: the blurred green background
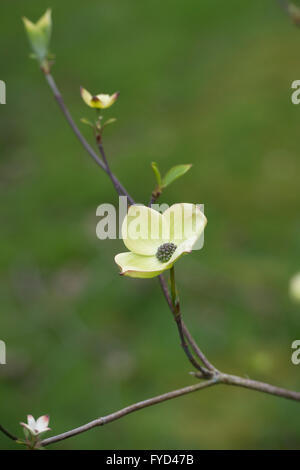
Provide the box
[1,0,300,450]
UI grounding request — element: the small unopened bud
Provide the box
[23,9,52,64]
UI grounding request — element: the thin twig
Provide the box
[148,190,161,208]
[181,324,217,372]
[40,369,300,447]
[174,315,209,376]
[220,373,300,401]
[0,424,17,442]
[169,267,210,376]
[158,273,175,313]
[158,274,215,371]
[169,266,178,311]
[96,135,124,198]
[44,73,134,205]
[41,379,218,447]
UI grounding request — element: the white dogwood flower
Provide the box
[115,203,207,279]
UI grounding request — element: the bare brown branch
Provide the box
[40,370,300,447]
[220,373,300,401]
[41,379,218,447]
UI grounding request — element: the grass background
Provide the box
[1,0,300,449]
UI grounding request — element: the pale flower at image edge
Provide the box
[20,414,51,436]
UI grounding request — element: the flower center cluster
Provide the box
[156,243,177,263]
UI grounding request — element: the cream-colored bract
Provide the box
[80,87,119,109]
[290,273,300,303]
[115,203,207,279]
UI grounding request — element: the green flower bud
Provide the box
[23,9,52,64]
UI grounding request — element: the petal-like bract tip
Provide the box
[22,16,34,30]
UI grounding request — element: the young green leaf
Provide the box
[80,118,94,128]
[151,162,162,189]
[162,164,192,188]
[103,118,117,128]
